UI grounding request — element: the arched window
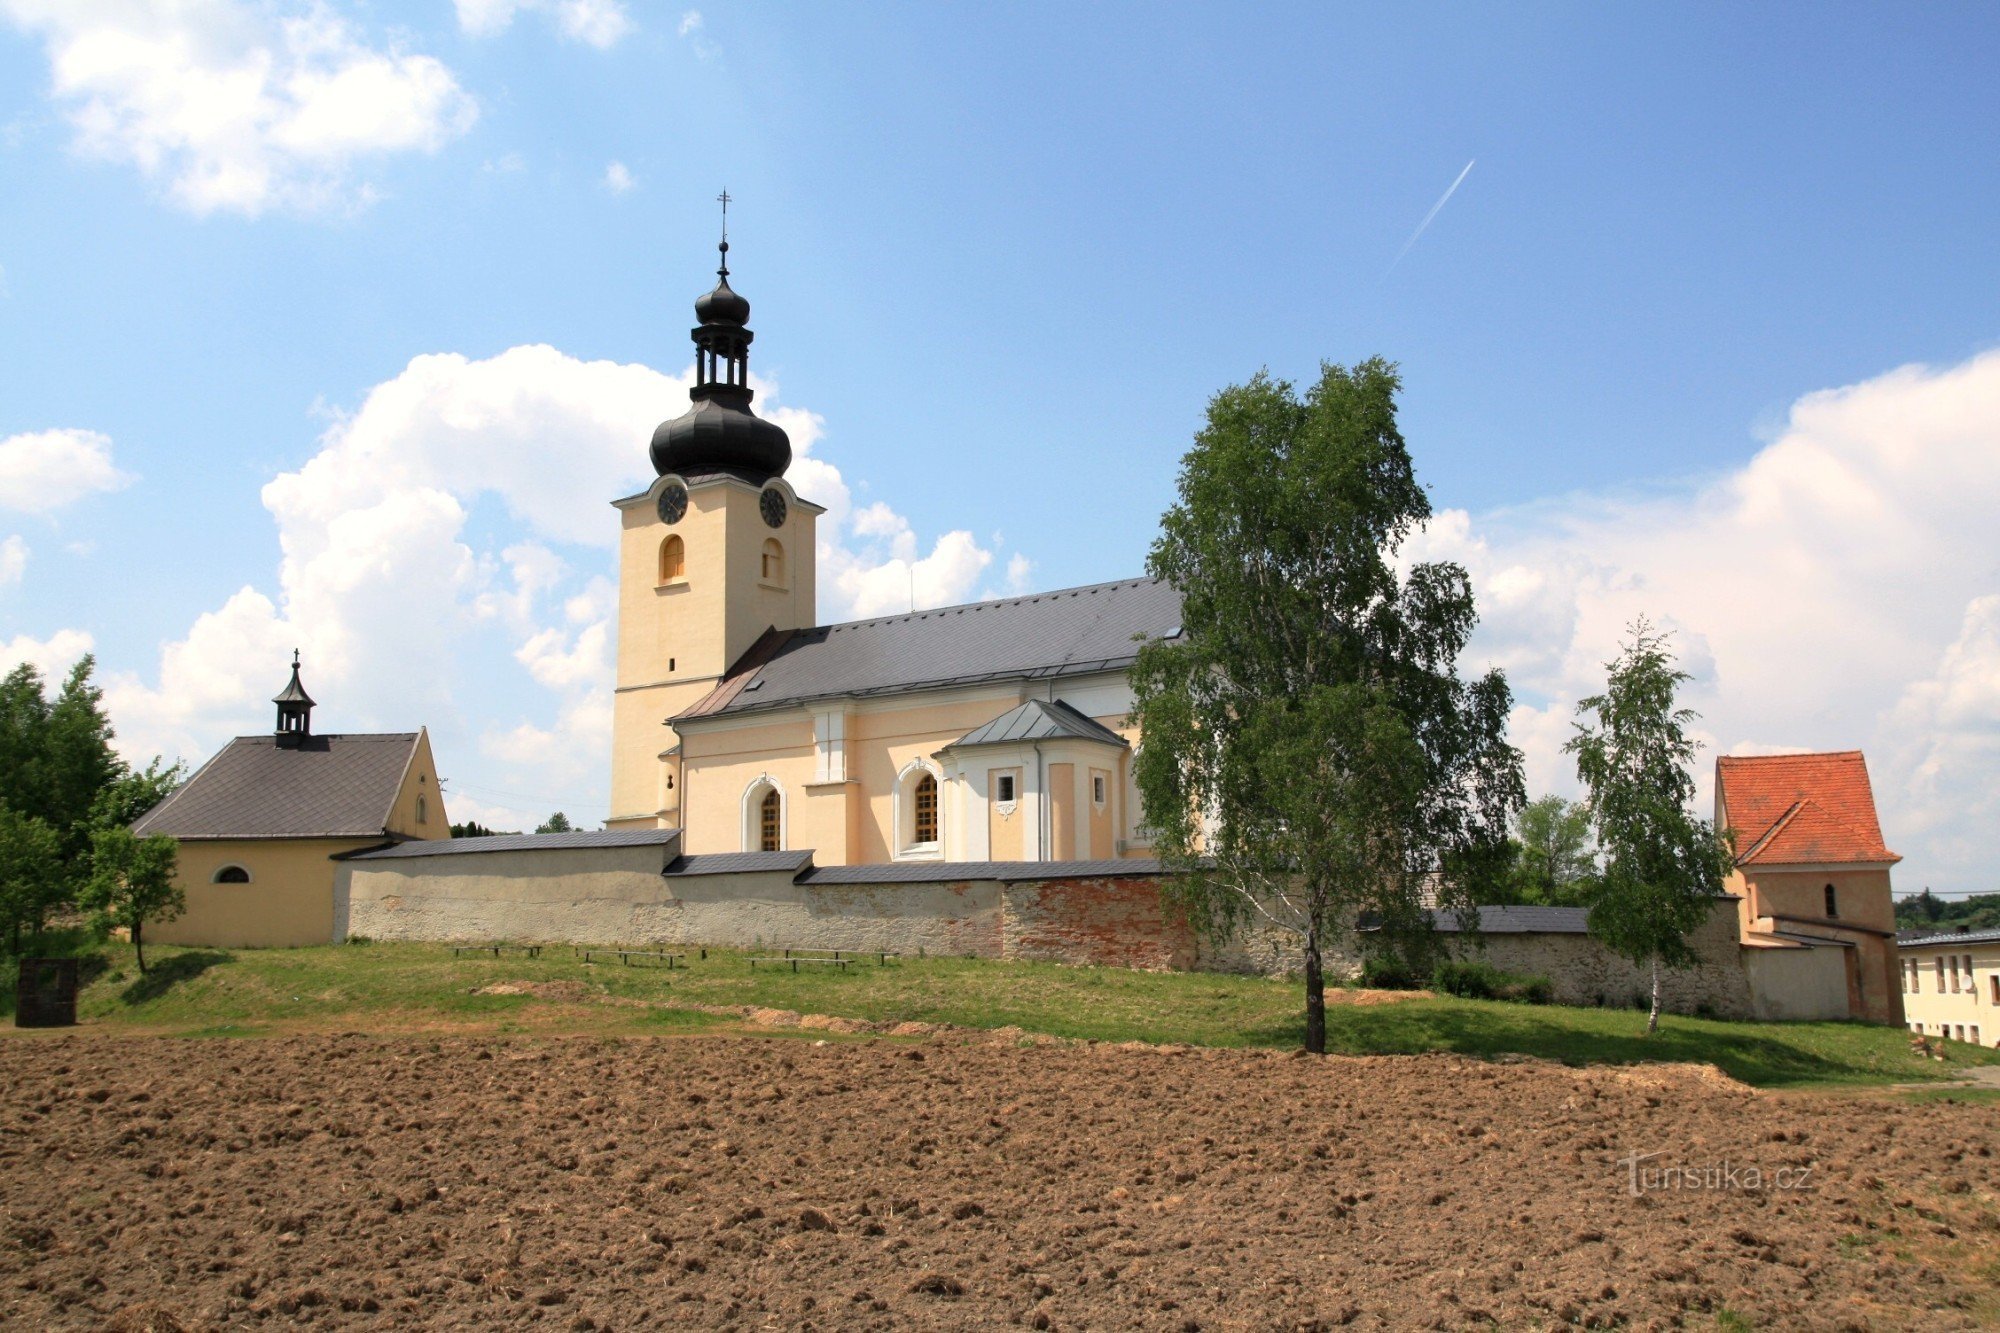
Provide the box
[659,534,686,584]
[212,865,251,884]
[913,773,937,844]
[415,795,428,825]
[759,788,781,852]
[742,776,785,852]
[895,761,943,857]
[761,538,785,585]
[1823,883,1838,919]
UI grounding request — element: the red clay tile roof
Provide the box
[1715,751,1899,867]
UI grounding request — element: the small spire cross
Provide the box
[716,188,732,276]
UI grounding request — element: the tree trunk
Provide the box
[1303,924,1327,1055]
[133,920,147,975]
[1646,955,1661,1035]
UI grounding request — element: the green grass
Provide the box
[6,938,1999,1091]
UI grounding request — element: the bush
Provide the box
[1431,960,1552,1004]
[1359,956,1424,990]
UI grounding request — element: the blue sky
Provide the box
[2,3,1998,890]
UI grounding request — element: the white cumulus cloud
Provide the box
[456,0,633,48]
[0,535,25,589]
[602,160,634,194]
[0,0,477,217]
[0,627,94,680]
[102,343,1019,823]
[0,428,133,513]
[1414,347,2000,895]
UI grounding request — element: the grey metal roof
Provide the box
[1900,927,2000,949]
[347,828,680,861]
[946,698,1130,750]
[678,576,1182,721]
[798,858,1166,885]
[1426,905,1593,935]
[664,850,816,877]
[132,733,420,840]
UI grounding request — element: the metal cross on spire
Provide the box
[716,188,732,276]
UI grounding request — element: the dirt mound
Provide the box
[1,1034,1994,1329]
[472,980,593,1002]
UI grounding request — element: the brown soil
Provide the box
[1,1034,1995,1330]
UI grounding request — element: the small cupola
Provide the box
[273,650,315,747]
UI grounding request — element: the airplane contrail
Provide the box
[1387,158,1476,273]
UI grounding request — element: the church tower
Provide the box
[607,227,821,830]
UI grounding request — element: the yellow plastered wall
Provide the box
[988,766,1024,860]
[609,473,819,828]
[680,693,1029,861]
[152,838,377,948]
[1899,940,2000,1047]
[1736,864,1902,1024]
[383,730,448,839]
[1047,762,1077,860]
[1087,766,1114,859]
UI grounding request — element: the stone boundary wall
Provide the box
[339,854,1838,1021]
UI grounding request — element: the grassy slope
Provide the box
[7,939,1999,1090]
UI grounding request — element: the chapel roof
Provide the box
[132,732,423,841]
[1715,751,1900,868]
[946,698,1130,750]
[346,827,679,860]
[678,576,1183,722]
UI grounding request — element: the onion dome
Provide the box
[693,246,751,326]
[650,235,792,485]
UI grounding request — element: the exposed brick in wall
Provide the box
[1002,877,1197,970]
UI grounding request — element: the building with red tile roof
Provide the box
[1715,751,1904,1025]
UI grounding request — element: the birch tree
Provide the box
[1565,620,1731,1033]
[1130,360,1523,1053]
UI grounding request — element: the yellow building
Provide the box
[607,242,1179,863]
[1898,929,1999,1048]
[1715,751,1905,1026]
[133,655,447,946]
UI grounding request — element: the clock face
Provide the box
[656,483,688,525]
[760,487,788,529]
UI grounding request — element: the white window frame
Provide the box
[894,758,944,860]
[993,769,1018,813]
[740,774,788,852]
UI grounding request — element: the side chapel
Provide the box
[607,240,1181,864]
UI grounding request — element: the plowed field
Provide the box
[1,1034,1995,1330]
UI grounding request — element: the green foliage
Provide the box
[1896,889,2000,934]
[451,820,503,839]
[0,806,66,950]
[88,757,187,833]
[0,659,179,951]
[1510,794,1598,905]
[1565,620,1731,1031]
[84,826,184,974]
[1430,959,1552,1004]
[1359,956,1424,990]
[536,812,575,834]
[1129,360,1524,1051]
[0,658,123,861]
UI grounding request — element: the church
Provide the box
[605,239,1180,865]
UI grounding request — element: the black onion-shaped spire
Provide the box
[649,222,791,484]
